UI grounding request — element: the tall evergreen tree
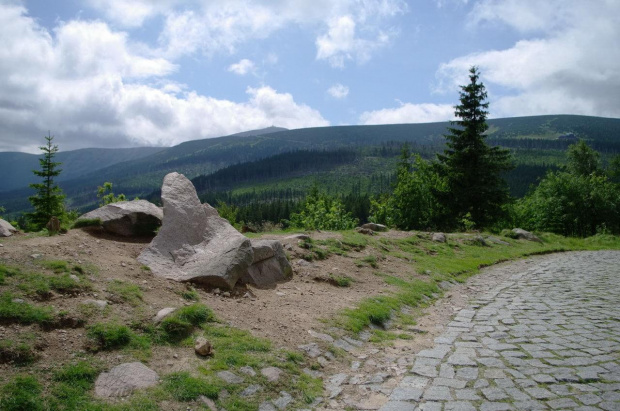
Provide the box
[437,66,513,228]
[28,133,65,230]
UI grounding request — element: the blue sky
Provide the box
[1,0,619,153]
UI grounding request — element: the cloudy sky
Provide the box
[1,0,619,153]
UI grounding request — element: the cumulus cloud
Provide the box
[228,59,255,75]
[436,0,620,118]
[87,0,407,67]
[0,4,328,153]
[360,102,454,125]
[327,83,349,99]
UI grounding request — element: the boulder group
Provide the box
[77,200,163,236]
[138,172,292,289]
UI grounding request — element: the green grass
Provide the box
[86,322,134,351]
[0,337,38,365]
[0,293,54,325]
[38,260,70,273]
[162,372,220,401]
[329,274,353,287]
[0,375,44,411]
[106,280,143,305]
[179,287,199,301]
[336,231,620,336]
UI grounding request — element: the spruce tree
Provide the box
[28,133,65,230]
[437,66,512,228]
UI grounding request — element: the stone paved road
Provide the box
[379,251,620,411]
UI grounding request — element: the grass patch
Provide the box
[201,325,271,371]
[0,293,54,325]
[0,264,20,285]
[329,274,353,287]
[0,375,44,411]
[86,322,134,351]
[162,372,220,401]
[0,337,38,365]
[179,286,199,301]
[38,259,69,273]
[106,280,143,305]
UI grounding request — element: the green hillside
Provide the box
[2,115,619,219]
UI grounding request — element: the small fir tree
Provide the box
[28,133,65,230]
[437,66,513,228]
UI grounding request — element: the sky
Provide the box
[1,0,619,153]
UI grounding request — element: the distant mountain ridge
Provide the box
[1,115,619,217]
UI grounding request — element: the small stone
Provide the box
[213,288,221,295]
[94,362,159,398]
[261,367,282,382]
[194,337,213,356]
[273,391,293,410]
[298,343,322,358]
[217,371,244,384]
[239,366,256,376]
[222,291,231,297]
[240,384,262,397]
[153,307,176,323]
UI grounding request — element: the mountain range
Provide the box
[1,115,619,218]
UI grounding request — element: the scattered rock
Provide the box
[198,395,218,411]
[94,362,159,398]
[360,223,388,232]
[298,343,322,358]
[30,253,42,259]
[487,235,511,246]
[260,366,282,382]
[431,232,447,243]
[240,240,293,288]
[11,298,24,304]
[512,228,542,243]
[194,337,213,356]
[259,401,277,411]
[240,384,263,397]
[82,299,108,310]
[285,234,310,241]
[272,391,293,410]
[217,370,244,384]
[78,200,163,236]
[0,219,17,237]
[239,366,256,376]
[308,329,334,343]
[152,307,176,324]
[355,227,375,235]
[69,274,80,282]
[138,172,253,289]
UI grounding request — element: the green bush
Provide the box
[290,186,357,230]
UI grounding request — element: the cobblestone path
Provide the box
[378,251,620,411]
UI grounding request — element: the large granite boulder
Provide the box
[138,172,253,289]
[78,200,162,236]
[95,362,159,398]
[0,219,17,237]
[240,240,293,288]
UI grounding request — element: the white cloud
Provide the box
[327,83,349,99]
[87,0,407,67]
[228,59,255,75]
[360,102,454,125]
[0,4,328,153]
[435,0,620,118]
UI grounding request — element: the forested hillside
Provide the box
[2,115,619,220]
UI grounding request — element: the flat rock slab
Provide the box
[95,362,159,398]
[261,367,283,382]
[79,200,162,236]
